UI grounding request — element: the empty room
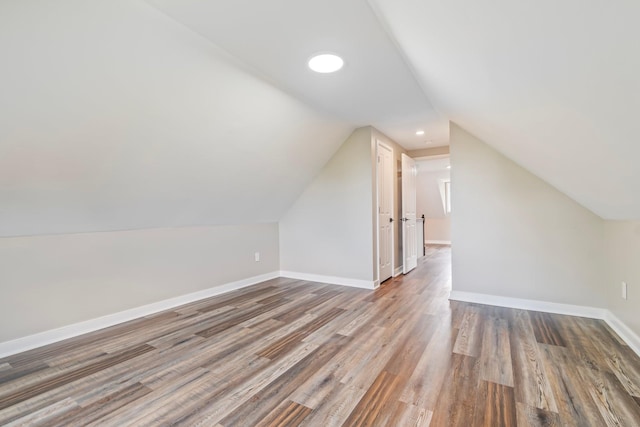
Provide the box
[1,0,639,426]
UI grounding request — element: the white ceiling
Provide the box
[146,0,448,150]
[148,0,640,218]
[417,158,450,173]
[3,0,639,237]
[0,0,352,236]
[370,0,640,219]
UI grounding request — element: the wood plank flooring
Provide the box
[1,246,640,426]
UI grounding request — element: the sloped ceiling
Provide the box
[0,0,352,236]
[3,0,638,237]
[146,0,447,149]
[370,0,640,220]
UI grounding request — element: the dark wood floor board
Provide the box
[85,367,214,427]
[253,400,313,427]
[0,344,153,412]
[387,401,433,427]
[577,357,640,426]
[335,296,394,337]
[508,309,558,412]
[40,381,153,427]
[292,315,405,411]
[454,306,485,357]
[399,320,455,409]
[2,246,640,425]
[299,383,366,427]
[538,343,606,426]
[342,370,402,426]
[0,362,49,386]
[4,396,79,427]
[430,353,482,426]
[516,402,563,426]
[302,299,375,345]
[236,292,319,329]
[171,341,323,426]
[473,381,518,427]
[196,285,280,313]
[480,315,515,387]
[256,308,346,360]
[574,318,640,399]
[530,312,567,347]
[332,323,395,387]
[218,334,352,427]
[337,318,410,391]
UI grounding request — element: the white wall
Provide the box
[604,221,640,337]
[416,169,451,243]
[0,224,279,343]
[450,123,606,307]
[280,128,374,282]
[0,0,351,237]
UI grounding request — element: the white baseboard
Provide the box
[425,240,451,245]
[0,271,279,359]
[448,290,606,318]
[449,290,640,358]
[279,271,376,290]
[603,311,640,358]
[393,266,403,277]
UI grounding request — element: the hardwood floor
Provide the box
[1,246,639,426]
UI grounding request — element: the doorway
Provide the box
[377,140,394,283]
[414,156,452,259]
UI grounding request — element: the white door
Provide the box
[377,142,393,282]
[401,153,418,274]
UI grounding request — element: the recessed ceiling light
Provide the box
[446,165,451,169]
[416,130,425,136]
[308,53,344,73]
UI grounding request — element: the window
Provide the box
[444,180,451,214]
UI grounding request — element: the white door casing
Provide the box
[401,153,417,274]
[377,141,393,283]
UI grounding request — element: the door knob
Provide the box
[389,218,394,223]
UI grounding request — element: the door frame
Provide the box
[376,139,395,285]
[401,153,418,274]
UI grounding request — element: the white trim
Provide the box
[449,290,640,358]
[603,311,640,358]
[393,266,403,277]
[425,240,451,245]
[279,271,376,290]
[375,139,395,285]
[448,290,605,318]
[0,271,279,359]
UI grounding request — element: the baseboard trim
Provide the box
[279,271,376,290]
[425,240,451,245]
[448,290,605,318]
[0,271,279,359]
[449,290,640,357]
[603,311,640,358]
[393,266,403,277]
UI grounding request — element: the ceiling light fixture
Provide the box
[416,130,425,136]
[308,53,344,73]
[446,165,451,169]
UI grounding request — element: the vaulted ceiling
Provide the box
[146,0,640,219]
[1,0,638,237]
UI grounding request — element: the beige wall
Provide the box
[0,223,279,342]
[408,146,450,158]
[450,123,606,307]
[280,128,374,281]
[416,169,451,243]
[604,221,640,337]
